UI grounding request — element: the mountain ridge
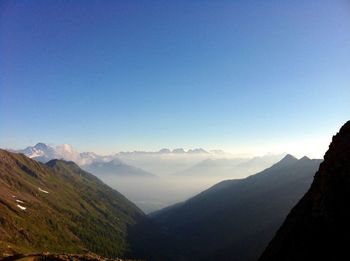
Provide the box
[259,120,350,261]
[0,149,147,258]
[149,154,322,261]
[173,154,286,178]
[15,143,216,163]
[83,159,156,178]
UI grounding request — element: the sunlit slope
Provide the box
[0,149,144,258]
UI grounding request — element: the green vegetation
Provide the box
[0,150,144,258]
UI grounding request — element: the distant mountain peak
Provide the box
[283,154,297,160]
[34,142,50,149]
[276,154,298,165]
[188,148,209,154]
[299,156,311,161]
[159,148,171,153]
[172,148,186,153]
[16,143,114,166]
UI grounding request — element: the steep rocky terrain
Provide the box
[259,121,350,261]
[0,150,146,258]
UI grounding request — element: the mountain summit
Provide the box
[279,154,298,163]
[20,142,57,162]
[259,121,350,261]
[16,143,111,165]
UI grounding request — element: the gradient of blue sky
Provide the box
[1,0,349,157]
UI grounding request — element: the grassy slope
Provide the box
[0,149,144,258]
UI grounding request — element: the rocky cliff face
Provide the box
[259,121,350,261]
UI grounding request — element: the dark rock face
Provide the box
[259,121,350,261]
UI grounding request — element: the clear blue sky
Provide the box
[1,0,349,157]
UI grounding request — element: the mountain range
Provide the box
[173,154,285,178]
[3,121,350,260]
[83,159,155,178]
[14,143,113,165]
[13,143,233,178]
[15,143,215,165]
[15,143,157,179]
[1,147,314,260]
[150,154,322,261]
[14,143,285,178]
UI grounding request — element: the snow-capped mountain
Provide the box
[19,143,58,163]
[16,143,216,167]
[15,143,113,166]
[14,143,237,175]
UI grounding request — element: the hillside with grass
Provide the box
[0,149,145,258]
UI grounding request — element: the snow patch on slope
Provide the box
[17,204,26,210]
[38,187,49,194]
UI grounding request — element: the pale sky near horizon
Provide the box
[1,0,349,158]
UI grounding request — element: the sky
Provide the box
[1,0,349,158]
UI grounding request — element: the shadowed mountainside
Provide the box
[259,121,350,261]
[150,155,322,261]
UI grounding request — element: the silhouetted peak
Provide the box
[279,154,298,163]
[299,156,311,161]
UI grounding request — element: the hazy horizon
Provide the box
[4,139,329,159]
[6,141,291,213]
